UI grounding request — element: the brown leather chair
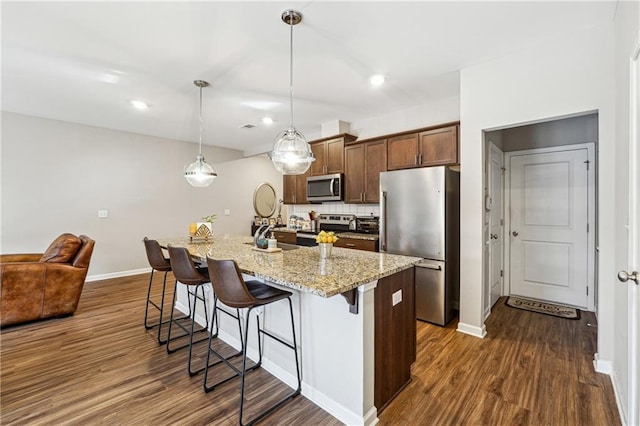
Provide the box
[204,257,301,426]
[0,233,95,327]
[143,237,173,344]
[166,245,213,376]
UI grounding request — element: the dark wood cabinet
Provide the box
[387,133,419,170]
[282,170,309,204]
[334,237,378,252]
[387,124,459,170]
[309,134,357,176]
[344,139,387,204]
[419,125,458,167]
[273,231,296,245]
[374,267,416,413]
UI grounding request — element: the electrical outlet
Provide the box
[97,209,109,218]
[224,209,231,216]
[392,289,402,306]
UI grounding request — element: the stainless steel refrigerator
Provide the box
[380,167,460,326]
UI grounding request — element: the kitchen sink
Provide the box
[244,242,300,251]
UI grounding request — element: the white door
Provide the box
[509,148,590,308]
[488,143,504,308]
[617,38,640,426]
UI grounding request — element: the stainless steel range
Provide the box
[295,214,356,246]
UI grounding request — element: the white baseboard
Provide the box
[593,353,613,375]
[593,354,627,425]
[85,268,149,282]
[456,322,487,338]
[302,382,377,426]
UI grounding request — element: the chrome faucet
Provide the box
[254,224,274,248]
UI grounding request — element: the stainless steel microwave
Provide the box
[306,173,343,202]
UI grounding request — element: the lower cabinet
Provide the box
[273,231,296,245]
[334,237,378,252]
[374,267,416,413]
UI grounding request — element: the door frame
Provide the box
[504,143,596,311]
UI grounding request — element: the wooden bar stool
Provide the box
[142,237,175,344]
[204,257,301,426]
[166,245,214,376]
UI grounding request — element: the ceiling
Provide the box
[1,1,617,156]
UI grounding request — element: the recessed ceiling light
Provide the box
[369,74,385,87]
[262,117,274,125]
[130,100,148,110]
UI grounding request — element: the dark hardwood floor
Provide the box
[1,273,620,425]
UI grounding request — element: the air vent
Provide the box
[240,123,256,129]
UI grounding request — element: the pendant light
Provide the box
[184,80,217,187]
[269,10,315,175]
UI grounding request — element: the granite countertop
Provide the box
[157,235,419,298]
[335,232,379,241]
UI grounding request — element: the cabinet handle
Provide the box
[346,243,356,247]
[419,154,423,164]
[415,155,418,165]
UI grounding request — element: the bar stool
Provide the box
[204,257,301,426]
[166,245,214,376]
[142,237,174,344]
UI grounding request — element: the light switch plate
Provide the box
[224,209,231,216]
[97,209,108,218]
[392,289,402,306]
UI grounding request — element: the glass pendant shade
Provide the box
[184,79,217,187]
[270,127,314,175]
[184,154,217,187]
[270,9,315,175]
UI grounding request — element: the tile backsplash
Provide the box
[290,202,380,218]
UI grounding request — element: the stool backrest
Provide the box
[167,246,207,285]
[206,258,255,309]
[143,237,171,271]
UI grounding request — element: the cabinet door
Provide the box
[309,142,326,176]
[344,144,365,203]
[283,174,296,204]
[387,133,419,170]
[363,139,387,203]
[326,137,345,174]
[274,231,297,245]
[295,171,309,204]
[419,125,458,166]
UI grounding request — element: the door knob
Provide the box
[491,234,498,239]
[512,231,519,237]
[618,270,639,284]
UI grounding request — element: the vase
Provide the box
[319,242,333,259]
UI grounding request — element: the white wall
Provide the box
[0,112,283,277]
[613,0,640,422]
[458,25,615,341]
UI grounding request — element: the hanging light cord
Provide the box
[288,11,294,129]
[198,84,203,156]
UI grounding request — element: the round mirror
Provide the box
[253,182,277,218]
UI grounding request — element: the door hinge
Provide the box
[500,270,503,277]
[586,286,589,296]
[500,218,504,226]
[584,160,590,170]
[587,223,589,233]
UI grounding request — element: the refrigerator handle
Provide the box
[381,191,387,252]
[416,262,442,271]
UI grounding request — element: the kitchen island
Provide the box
[157,235,421,425]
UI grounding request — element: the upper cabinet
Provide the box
[345,139,387,204]
[309,134,357,176]
[283,171,309,205]
[387,125,458,170]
